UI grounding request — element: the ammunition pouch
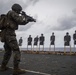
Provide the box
[0,30,5,42]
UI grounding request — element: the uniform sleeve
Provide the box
[10,11,27,25]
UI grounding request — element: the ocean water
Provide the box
[19,47,76,52]
[0,46,76,52]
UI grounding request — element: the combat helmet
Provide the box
[11,3,22,13]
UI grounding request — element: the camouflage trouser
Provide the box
[1,35,21,68]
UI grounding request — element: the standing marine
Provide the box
[0,3,36,74]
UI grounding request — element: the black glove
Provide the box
[21,11,26,16]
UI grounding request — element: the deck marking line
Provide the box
[0,65,51,75]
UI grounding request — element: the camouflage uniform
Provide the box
[1,10,27,69]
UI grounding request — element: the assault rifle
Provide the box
[21,11,36,22]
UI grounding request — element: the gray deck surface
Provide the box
[0,51,76,75]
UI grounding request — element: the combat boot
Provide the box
[13,68,26,75]
[0,65,9,71]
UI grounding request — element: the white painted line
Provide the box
[23,69,51,75]
[0,65,51,75]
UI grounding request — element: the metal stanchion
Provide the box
[39,44,44,54]
[49,44,51,52]
[27,44,28,51]
[49,42,55,54]
[33,44,38,52]
[74,40,76,54]
[31,44,32,51]
[70,42,71,55]
[70,42,71,54]
[64,42,71,55]
[27,42,32,53]
[43,44,44,51]
[36,44,38,52]
[54,44,55,54]
[74,44,76,54]
[39,45,44,51]
[39,44,40,52]
[33,45,34,52]
[64,43,66,54]
[74,44,75,52]
[49,45,51,54]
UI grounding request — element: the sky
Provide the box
[0,0,76,48]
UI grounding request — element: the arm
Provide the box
[9,10,27,25]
